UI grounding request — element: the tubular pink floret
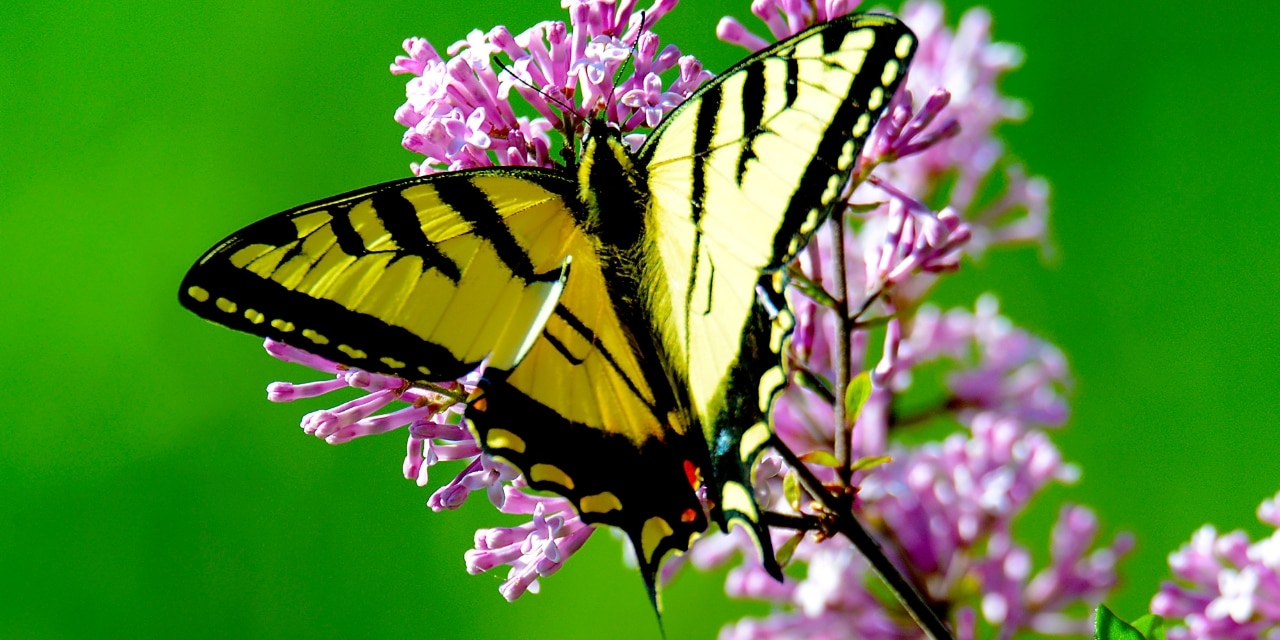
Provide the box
[716,17,770,52]
[266,378,348,402]
[323,404,435,445]
[300,388,400,439]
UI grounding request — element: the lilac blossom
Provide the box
[390,0,707,174]
[246,0,1127,634]
[656,2,1129,638]
[465,486,594,600]
[1149,491,1280,640]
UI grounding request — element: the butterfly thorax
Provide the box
[576,124,649,252]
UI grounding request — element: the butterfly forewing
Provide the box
[181,171,580,380]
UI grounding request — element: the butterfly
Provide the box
[180,13,916,603]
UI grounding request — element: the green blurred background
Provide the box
[3,0,1278,638]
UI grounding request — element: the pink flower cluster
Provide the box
[389,0,708,174]
[1151,492,1280,639]
[250,0,1131,635]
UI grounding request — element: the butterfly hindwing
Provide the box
[468,377,708,588]
[468,213,711,587]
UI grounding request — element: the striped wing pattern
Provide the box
[180,11,917,610]
[181,168,710,594]
[180,171,576,381]
[639,15,916,558]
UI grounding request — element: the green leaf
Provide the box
[847,200,886,214]
[1095,604,1149,640]
[1130,614,1166,640]
[775,532,804,567]
[844,371,873,420]
[783,471,802,511]
[787,274,839,308]
[800,451,841,469]
[793,369,835,404]
[849,455,892,472]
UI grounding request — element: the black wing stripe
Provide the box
[820,22,848,53]
[537,329,584,365]
[181,260,476,380]
[433,177,538,282]
[550,305,659,414]
[783,52,800,107]
[771,25,908,266]
[371,189,463,283]
[735,59,768,185]
[327,202,371,258]
[689,83,721,227]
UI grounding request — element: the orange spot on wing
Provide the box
[681,508,698,523]
[683,459,701,489]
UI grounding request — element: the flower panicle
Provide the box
[392,0,710,175]
[1151,490,1280,640]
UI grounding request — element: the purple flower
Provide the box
[465,488,595,600]
[716,0,871,45]
[897,296,1071,428]
[1151,491,1280,639]
[869,1,1045,257]
[619,71,684,128]
[391,0,706,174]
[705,413,1126,639]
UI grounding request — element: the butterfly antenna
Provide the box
[618,9,647,81]
[496,59,584,167]
[602,9,648,126]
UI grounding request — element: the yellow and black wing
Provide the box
[180,10,919,611]
[179,169,710,592]
[635,14,917,561]
[181,171,574,379]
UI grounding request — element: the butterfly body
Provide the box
[181,13,916,601]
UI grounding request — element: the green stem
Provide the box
[771,438,954,640]
[829,214,854,491]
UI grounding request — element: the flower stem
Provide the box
[829,213,854,491]
[771,437,955,640]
